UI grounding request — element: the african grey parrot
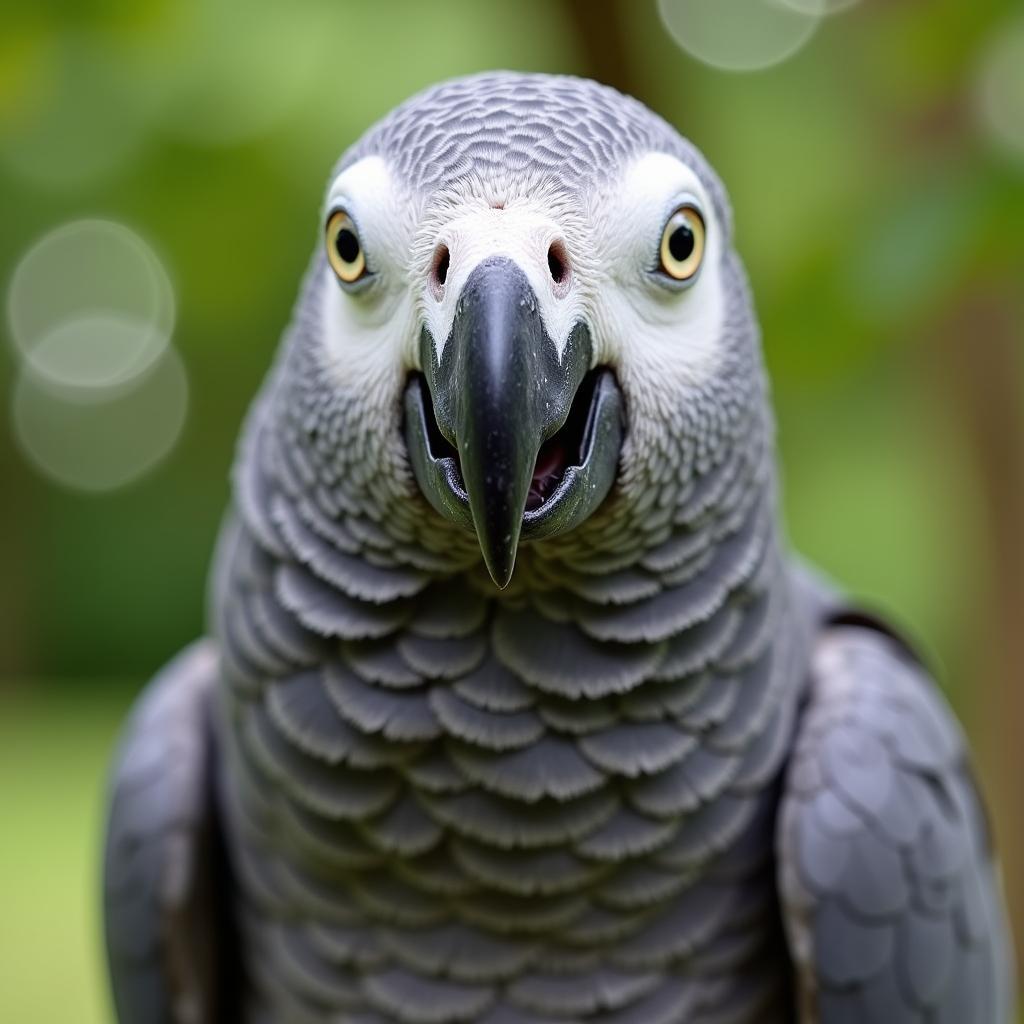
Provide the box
[103,72,1016,1023]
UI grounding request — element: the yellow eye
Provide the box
[659,206,705,282]
[326,210,367,284]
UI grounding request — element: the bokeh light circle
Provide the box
[974,16,1024,161]
[6,219,175,394]
[658,0,825,73]
[777,0,859,15]
[11,347,189,493]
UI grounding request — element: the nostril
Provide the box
[432,244,450,293]
[547,240,569,288]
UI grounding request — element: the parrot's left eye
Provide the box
[658,205,705,283]
[325,210,367,284]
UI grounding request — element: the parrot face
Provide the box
[313,76,749,588]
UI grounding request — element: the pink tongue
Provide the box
[527,439,568,511]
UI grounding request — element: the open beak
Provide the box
[404,256,623,588]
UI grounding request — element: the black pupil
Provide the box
[335,228,360,265]
[668,222,695,263]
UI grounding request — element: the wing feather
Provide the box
[103,639,240,1023]
[777,623,1015,1023]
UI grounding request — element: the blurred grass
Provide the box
[0,689,130,1024]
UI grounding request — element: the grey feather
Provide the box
[358,791,444,857]
[381,923,537,982]
[429,687,545,751]
[104,640,239,1023]
[493,606,666,699]
[451,654,535,713]
[397,631,488,680]
[362,967,493,1023]
[777,625,1015,1022]
[451,839,604,897]
[578,721,698,778]
[419,787,618,850]
[448,734,605,802]
[324,660,441,742]
[275,562,412,640]
[575,806,679,862]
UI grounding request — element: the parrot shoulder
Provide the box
[103,638,241,1023]
[776,618,1015,1022]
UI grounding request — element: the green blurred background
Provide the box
[1,0,1022,1019]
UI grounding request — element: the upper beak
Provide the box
[420,257,590,587]
[404,255,624,589]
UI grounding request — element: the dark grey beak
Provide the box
[405,256,623,588]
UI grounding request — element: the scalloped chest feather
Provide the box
[211,387,811,1024]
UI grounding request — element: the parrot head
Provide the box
[305,73,760,588]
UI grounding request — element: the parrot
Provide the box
[103,72,1016,1023]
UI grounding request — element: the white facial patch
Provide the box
[319,157,420,383]
[586,151,728,387]
[317,150,729,402]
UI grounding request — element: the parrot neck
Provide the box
[212,336,808,1018]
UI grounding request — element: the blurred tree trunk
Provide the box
[0,450,32,684]
[938,285,1024,980]
[561,0,638,98]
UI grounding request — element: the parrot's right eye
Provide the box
[325,210,367,284]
